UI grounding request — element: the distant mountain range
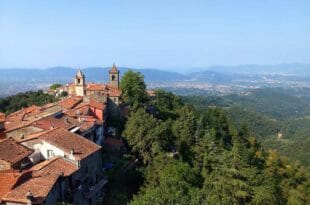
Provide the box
[206,63,310,75]
[0,63,309,97]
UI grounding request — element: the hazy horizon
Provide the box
[1,1,310,69]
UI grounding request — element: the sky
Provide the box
[0,0,309,71]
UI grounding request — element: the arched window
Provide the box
[111,75,115,81]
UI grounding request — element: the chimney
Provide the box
[26,191,34,205]
[70,149,74,155]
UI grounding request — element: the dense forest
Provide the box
[109,71,309,205]
[0,90,57,114]
[182,88,310,166]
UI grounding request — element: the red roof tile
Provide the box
[16,130,50,143]
[85,83,121,97]
[31,157,78,177]
[39,128,101,160]
[89,99,106,110]
[0,139,33,165]
[0,170,25,200]
[33,115,78,131]
[2,171,59,204]
[106,85,122,97]
[64,104,92,117]
[6,105,41,124]
[59,97,83,109]
[86,83,106,91]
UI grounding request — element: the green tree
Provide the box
[172,105,197,162]
[120,70,148,106]
[60,91,68,97]
[123,108,170,164]
[50,83,62,90]
[130,161,201,205]
[0,90,57,114]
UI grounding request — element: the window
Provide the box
[111,75,115,81]
[47,150,55,159]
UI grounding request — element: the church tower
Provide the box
[109,63,119,88]
[74,69,85,96]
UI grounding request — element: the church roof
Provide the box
[76,69,84,78]
[109,63,119,73]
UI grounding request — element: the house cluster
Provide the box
[0,65,124,205]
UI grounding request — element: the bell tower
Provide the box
[75,69,85,96]
[109,63,119,88]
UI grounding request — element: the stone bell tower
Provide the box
[109,63,119,88]
[74,69,85,96]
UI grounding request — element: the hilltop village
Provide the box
[0,65,130,205]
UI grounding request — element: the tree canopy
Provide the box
[50,83,62,90]
[120,70,148,106]
[121,87,309,205]
[0,90,57,114]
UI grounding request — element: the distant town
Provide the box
[0,64,310,98]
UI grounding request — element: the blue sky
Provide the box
[0,0,309,71]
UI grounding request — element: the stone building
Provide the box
[23,128,105,205]
[74,70,86,97]
[58,64,122,106]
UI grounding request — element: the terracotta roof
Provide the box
[31,157,78,177]
[109,63,119,73]
[84,82,121,97]
[33,115,78,131]
[64,104,92,117]
[4,121,28,132]
[4,104,62,133]
[86,83,106,91]
[0,139,33,165]
[17,130,50,143]
[59,97,83,109]
[78,116,102,131]
[0,113,5,123]
[40,102,58,109]
[107,85,122,97]
[2,171,59,204]
[0,170,27,200]
[89,99,106,110]
[6,105,41,122]
[39,128,101,160]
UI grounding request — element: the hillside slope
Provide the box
[182,88,310,166]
